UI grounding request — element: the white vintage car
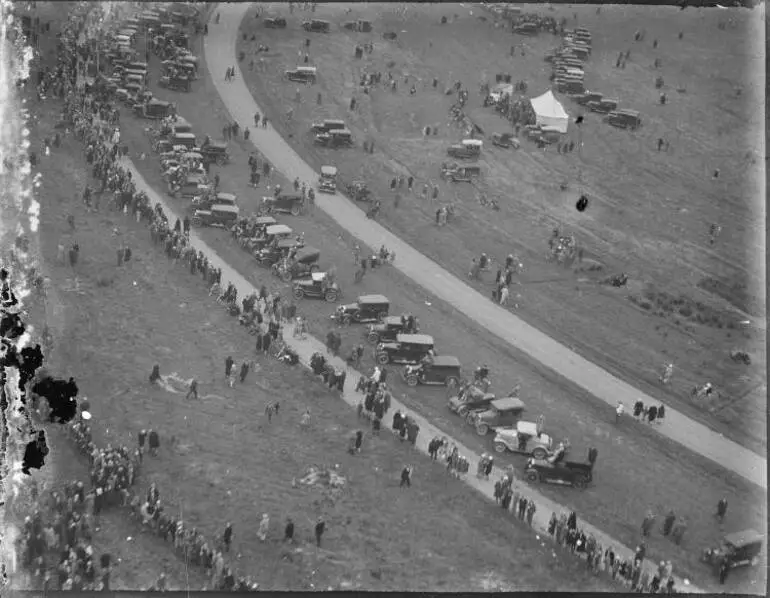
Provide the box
[493,420,556,459]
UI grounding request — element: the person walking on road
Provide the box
[254,112,260,127]
[186,379,199,400]
[615,401,624,423]
[239,361,250,384]
[314,517,325,547]
[716,498,728,523]
[641,511,655,537]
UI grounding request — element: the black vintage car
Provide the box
[702,530,764,572]
[403,355,462,388]
[375,334,434,366]
[524,455,593,489]
[271,246,321,281]
[292,272,340,303]
[264,17,287,28]
[367,314,418,344]
[200,139,230,166]
[331,294,390,326]
[255,238,297,267]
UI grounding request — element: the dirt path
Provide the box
[203,3,764,489]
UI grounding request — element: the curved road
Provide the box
[204,4,765,489]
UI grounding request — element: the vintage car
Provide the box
[262,192,304,217]
[446,139,483,159]
[193,191,237,211]
[375,334,435,366]
[314,128,353,148]
[169,132,197,149]
[345,180,371,202]
[493,420,556,459]
[331,294,390,326]
[491,132,519,149]
[571,91,602,106]
[319,165,337,194]
[168,174,209,199]
[310,119,347,135]
[606,109,641,131]
[191,204,239,228]
[264,17,288,28]
[588,98,618,114]
[440,162,482,183]
[470,397,527,436]
[292,271,340,302]
[302,19,331,33]
[252,224,295,251]
[134,98,173,119]
[447,385,498,419]
[271,246,321,281]
[285,66,317,84]
[158,74,191,92]
[402,355,462,387]
[199,139,230,166]
[701,530,764,572]
[524,456,593,489]
[367,314,419,344]
[256,238,298,267]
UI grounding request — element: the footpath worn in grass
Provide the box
[235,3,766,451]
[30,116,615,592]
[114,13,765,591]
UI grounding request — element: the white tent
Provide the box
[529,90,569,134]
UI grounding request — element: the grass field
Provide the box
[19,96,621,591]
[108,6,768,591]
[235,2,766,453]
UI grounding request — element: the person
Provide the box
[718,559,729,584]
[641,511,655,537]
[225,356,234,379]
[716,498,728,523]
[314,517,325,547]
[662,510,676,536]
[615,401,624,422]
[223,522,233,552]
[400,465,412,488]
[185,379,199,400]
[284,518,295,542]
[239,361,249,384]
[148,429,160,457]
[149,365,161,384]
[257,513,269,541]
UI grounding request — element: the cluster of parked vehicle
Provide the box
[569,90,641,130]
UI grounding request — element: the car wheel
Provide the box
[342,315,352,327]
[290,205,301,216]
[281,270,292,283]
[406,375,418,387]
[465,412,477,425]
[309,264,319,273]
[325,290,338,303]
[457,405,468,417]
[292,287,304,300]
[526,471,540,483]
[532,448,547,460]
[573,476,588,490]
[367,332,379,345]
[216,156,225,166]
[475,424,489,436]
[494,442,506,454]
[377,353,390,365]
[445,376,459,388]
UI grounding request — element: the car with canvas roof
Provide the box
[375,334,435,366]
[470,397,527,436]
[493,420,559,459]
[286,66,317,84]
[191,204,239,229]
[330,294,390,326]
[262,192,305,217]
[701,530,764,572]
[366,314,419,344]
[402,355,462,388]
[292,271,340,302]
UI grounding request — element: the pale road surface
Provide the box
[118,156,704,593]
[204,2,766,490]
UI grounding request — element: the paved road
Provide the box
[118,156,704,594]
[204,2,766,490]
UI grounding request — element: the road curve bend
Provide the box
[204,3,766,490]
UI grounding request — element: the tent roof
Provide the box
[530,90,568,120]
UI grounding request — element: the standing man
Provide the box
[715,498,728,523]
[225,356,234,379]
[284,518,294,543]
[400,465,412,488]
[222,522,233,552]
[314,517,325,547]
[641,511,656,537]
[662,509,676,536]
[239,361,250,384]
[186,379,199,400]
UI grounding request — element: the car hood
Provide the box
[340,303,358,312]
[295,279,315,287]
[378,341,399,351]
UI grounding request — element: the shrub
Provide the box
[639,301,652,310]
[678,306,693,318]
[96,275,114,288]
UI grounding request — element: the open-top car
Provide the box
[524,455,593,490]
[314,128,353,148]
[331,294,390,326]
[493,420,556,459]
[701,530,764,572]
[403,355,461,387]
[191,204,239,228]
[193,191,237,211]
[491,132,519,149]
[470,397,527,436]
[447,385,498,419]
[259,224,295,248]
[262,192,304,216]
[375,334,434,366]
[271,246,321,281]
[367,314,419,344]
[292,271,340,302]
[319,165,337,194]
[345,180,371,202]
[256,238,298,267]
[311,119,346,135]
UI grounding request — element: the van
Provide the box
[607,109,641,130]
